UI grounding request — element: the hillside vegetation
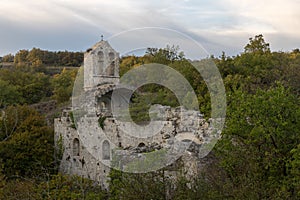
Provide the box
[0,35,299,199]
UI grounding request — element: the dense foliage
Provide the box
[0,106,55,177]
[12,48,83,67]
[109,35,300,199]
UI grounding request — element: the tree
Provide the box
[109,169,170,200]
[284,51,300,95]
[14,49,29,65]
[146,45,185,64]
[36,174,108,199]
[0,173,108,199]
[2,54,14,62]
[26,48,44,66]
[215,84,300,199]
[0,79,23,108]
[51,68,77,103]
[232,35,275,91]
[244,34,270,54]
[0,105,55,178]
[0,68,52,104]
[289,144,300,196]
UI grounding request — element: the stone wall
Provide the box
[54,111,111,189]
[54,106,217,188]
[54,40,220,189]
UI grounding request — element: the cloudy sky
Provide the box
[0,0,299,58]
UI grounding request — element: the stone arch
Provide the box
[73,138,80,156]
[102,140,110,160]
[97,96,111,114]
[138,142,145,147]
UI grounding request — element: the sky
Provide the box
[0,0,299,58]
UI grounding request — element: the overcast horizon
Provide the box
[0,0,299,58]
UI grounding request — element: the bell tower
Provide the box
[84,39,120,91]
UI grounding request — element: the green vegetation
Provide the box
[109,168,170,200]
[0,34,299,199]
[98,116,107,129]
[12,48,83,67]
[0,65,78,107]
[0,68,53,106]
[0,106,56,177]
[109,35,300,199]
[0,173,108,199]
[51,68,77,103]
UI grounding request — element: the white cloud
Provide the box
[216,0,300,35]
[0,0,299,56]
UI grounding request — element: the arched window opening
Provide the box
[102,140,110,160]
[100,101,107,112]
[109,52,115,60]
[138,142,145,147]
[95,51,104,75]
[73,138,80,156]
[98,51,104,60]
[108,61,115,76]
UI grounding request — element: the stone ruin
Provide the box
[54,40,219,189]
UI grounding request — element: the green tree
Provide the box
[215,84,300,199]
[36,174,108,199]
[26,48,44,67]
[109,169,169,200]
[0,79,23,108]
[0,68,52,104]
[2,54,14,62]
[0,105,55,178]
[244,34,270,54]
[51,68,77,103]
[289,144,300,196]
[146,45,184,64]
[14,49,29,65]
[283,51,300,95]
[233,35,276,91]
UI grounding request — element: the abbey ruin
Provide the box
[54,40,218,189]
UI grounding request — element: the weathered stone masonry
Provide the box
[54,40,216,188]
